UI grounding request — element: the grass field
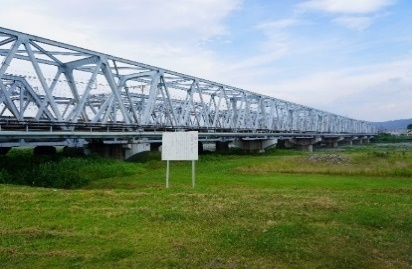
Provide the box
[1,145,412,268]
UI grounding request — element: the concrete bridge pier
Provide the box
[85,140,150,160]
[263,139,278,150]
[85,142,123,159]
[352,137,363,145]
[288,137,322,152]
[341,137,354,146]
[233,139,277,153]
[352,136,371,145]
[362,136,371,144]
[216,141,230,151]
[233,139,262,153]
[123,142,151,160]
[323,137,343,148]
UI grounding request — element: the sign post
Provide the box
[166,160,170,188]
[162,131,198,188]
[192,160,195,188]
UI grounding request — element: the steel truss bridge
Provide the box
[0,27,377,151]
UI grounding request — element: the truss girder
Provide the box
[0,27,377,134]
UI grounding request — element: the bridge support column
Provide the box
[288,137,321,152]
[276,139,287,149]
[323,137,343,148]
[363,136,371,144]
[277,139,298,149]
[216,141,230,151]
[234,139,264,153]
[352,137,363,145]
[233,139,277,153]
[85,141,150,160]
[341,137,354,146]
[262,139,278,150]
[124,142,151,160]
[86,142,124,159]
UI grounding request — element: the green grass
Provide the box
[0,145,412,268]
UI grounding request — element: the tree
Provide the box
[407,124,412,130]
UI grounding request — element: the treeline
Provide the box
[372,133,412,143]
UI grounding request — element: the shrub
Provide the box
[0,149,142,189]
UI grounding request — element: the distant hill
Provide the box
[372,119,412,131]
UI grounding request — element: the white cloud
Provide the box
[2,0,241,35]
[296,0,395,31]
[333,16,373,31]
[1,0,243,45]
[254,60,412,121]
[298,0,395,14]
[0,0,242,77]
[236,19,304,70]
[0,9,98,48]
[257,19,302,30]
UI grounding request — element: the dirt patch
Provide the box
[305,154,348,164]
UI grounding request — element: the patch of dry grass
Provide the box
[235,151,412,178]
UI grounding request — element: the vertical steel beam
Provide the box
[101,57,130,124]
[141,72,160,125]
[160,75,178,126]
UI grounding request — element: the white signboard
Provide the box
[162,131,198,161]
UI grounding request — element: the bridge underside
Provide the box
[0,126,373,159]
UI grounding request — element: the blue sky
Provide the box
[1,0,411,121]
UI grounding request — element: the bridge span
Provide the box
[0,27,376,158]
